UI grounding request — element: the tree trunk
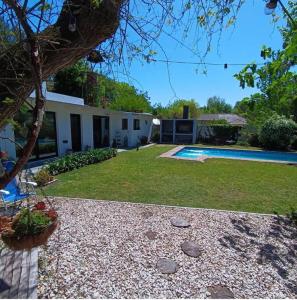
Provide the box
[0,0,123,188]
[0,0,123,129]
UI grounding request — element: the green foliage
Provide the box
[154,99,200,119]
[13,208,51,237]
[291,136,297,150]
[53,61,152,112]
[203,96,232,113]
[109,82,152,113]
[43,145,297,215]
[151,132,160,143]
[34,168,54,186]
[139,136,148,145]
[198,124,239,144]
[259,115,297,150]
[47,148,117,175]
[54,60,89,98]
[0,17,19,47]
[237,124,260,147]
[234,2,297,122]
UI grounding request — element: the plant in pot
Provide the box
[0,201,58,250]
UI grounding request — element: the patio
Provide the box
[38,197,297,298]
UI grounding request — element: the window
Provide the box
[133,119,140,130]
[15,111,58,160]
[122,118,128,130]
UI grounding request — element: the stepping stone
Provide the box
[207,285,234,299]
[170,217,190,228]
[156,258,178,274]
[144,230,158,240]
[181,241,202,257]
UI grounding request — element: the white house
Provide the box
[0,84,153,161]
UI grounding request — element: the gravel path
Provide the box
[38,198,297,298]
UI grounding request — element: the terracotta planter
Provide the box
[1,219,58,251]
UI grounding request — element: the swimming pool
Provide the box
[172,146,297,164]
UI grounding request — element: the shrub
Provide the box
[291,136,297,150]
[151,132,160,143]
[237,124,261,147]
[139,136,148,145]
[259,115,297,150]
[34,168,55,186]
[197,124,239,144]
[12,208,51,236]
[47,148,117,175]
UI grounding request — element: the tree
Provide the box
[233,93,273,130]
[0,0,244,188]
[259,115,297,150]
[234,1,297,122]
[53,61,152,111]
[202,96,232,114]
[154,99,200,119]
[109,83,151,113]
[53,61,90,98]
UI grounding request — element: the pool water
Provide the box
[173,147,297,164]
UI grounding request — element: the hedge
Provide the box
[47,148,117,175]
[259,115,297,150]
[197,124,240,144]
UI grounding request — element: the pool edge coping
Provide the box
[159,145,297,165]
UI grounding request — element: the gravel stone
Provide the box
[207,285,234,299]
[144,229,158,240]
[156,258,178,274]
[170,217,190,228]
[38,198,297,298]
[181,241,202,258]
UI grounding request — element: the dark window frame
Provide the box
[122,118,128,130]
[133,119,140,130]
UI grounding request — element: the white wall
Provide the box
[1,99,153,160]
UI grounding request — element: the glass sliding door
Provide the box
[14,111,58,160]
[38,112,58,158]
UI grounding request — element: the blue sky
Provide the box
[114,0,287,108]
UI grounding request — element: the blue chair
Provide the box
[0,161,37,207]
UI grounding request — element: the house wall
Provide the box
[0,99,153,160]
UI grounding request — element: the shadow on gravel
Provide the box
[219,215,297,295]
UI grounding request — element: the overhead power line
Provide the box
[150,58,266,67]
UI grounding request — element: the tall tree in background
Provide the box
[53,61,90,99]
[109,83,151,113]
[203,96,232,113]
[0,0,244,188]
[234,1,297,122]
[154,99,200,119]
[53,61,151,111]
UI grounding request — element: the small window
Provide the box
[133,119,140,130]
[122,118,128,130]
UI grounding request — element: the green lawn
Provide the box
[44,145,297,214]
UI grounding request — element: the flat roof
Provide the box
[29,84,153,116]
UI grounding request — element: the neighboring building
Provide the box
[197,114,247,127]
[0,84,153,161]
[159,108,246,145]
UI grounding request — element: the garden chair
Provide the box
[0,160,37,208]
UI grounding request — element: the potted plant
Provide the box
[0,201,58,250]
